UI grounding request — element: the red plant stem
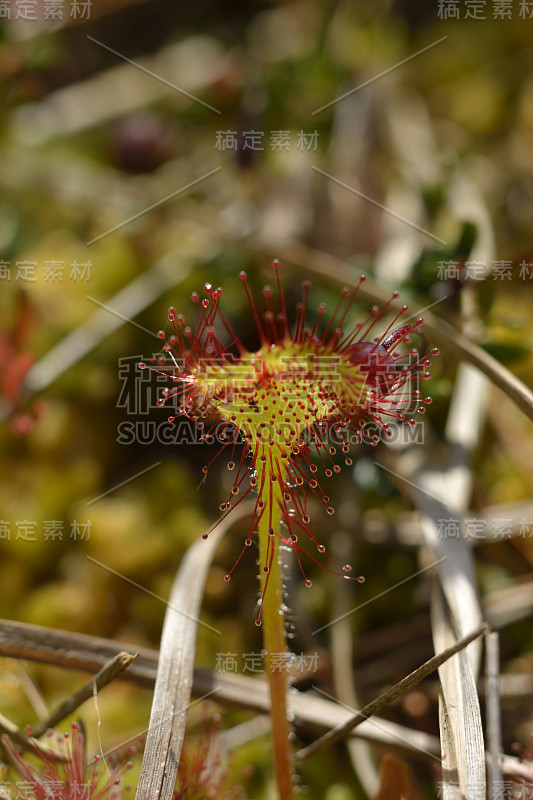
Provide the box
[257,470,294,800]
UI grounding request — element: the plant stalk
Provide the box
[257,476,294,800]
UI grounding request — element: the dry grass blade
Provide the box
[438,689,460,800]
[410,486,483,671]
[410,364,488,673]
[485,632,503,799]
[0,618,440,756]
[217,716,272,750]
[134,507,249,800]
[432,586,486,799]
[9,37,225,143]
[384,349,491,800]
[0,619,159,687]
[30,651,139,739]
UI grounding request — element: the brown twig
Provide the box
[297,622,489,762]
[30,651,139,739]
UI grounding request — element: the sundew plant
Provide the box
[140,260,438,800]
[1,722,135,800]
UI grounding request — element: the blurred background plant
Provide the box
[1,1,533,798]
